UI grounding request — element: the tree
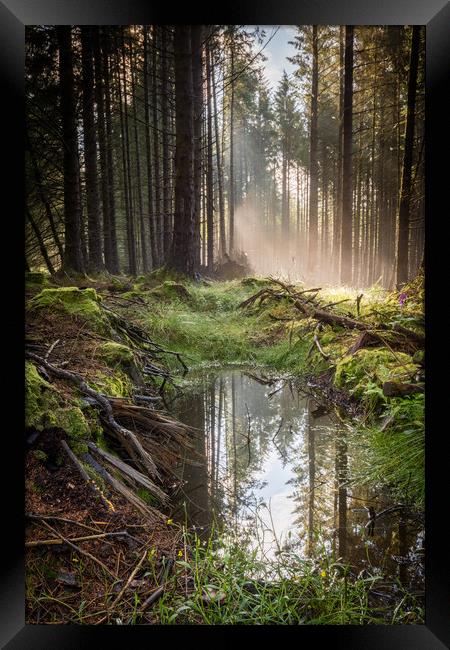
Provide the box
[307,26,319,276]
[340,25,354,285]
[80,26,103,271]
[170,26,196,276]
[396,26,421,287]
[57,26,84,273]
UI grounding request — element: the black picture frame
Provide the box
[2,0,448,647]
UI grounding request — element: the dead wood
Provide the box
[87,441,169,504]
[382,381,425,397]
[26,351,160,479]
[82,452,166,521]
[60,440,114,511]
[37,518,116,579]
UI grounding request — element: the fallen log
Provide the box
[382,381,425,397]
[293,300,424,346]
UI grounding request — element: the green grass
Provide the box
[352,393,425,507]
[150,527,423,625]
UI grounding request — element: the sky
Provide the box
[249,25,298,91]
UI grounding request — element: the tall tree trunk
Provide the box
[332,26,344,276]
[143,26,156,269]
[161,26,172,260]
[229,39,235,255]
[152,26,162,262]
[212,51,226,258]
[130,36,148,273]
[92,27,113,272]
[192,25,203,269]
[81,26,103,272]
[340,25,354,285]
[57,26,84,273]
[102,28,119,273]
[396,26,420,287]
[170,26,196,276]
[206,41,214,272]
[307,25,319,276]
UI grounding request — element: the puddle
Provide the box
[170,369,424,591]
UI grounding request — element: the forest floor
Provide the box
[25,268,425,625]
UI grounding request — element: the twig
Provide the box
[110,548,148,610]
[60,440,114,511]
[45,338,60,361]
[26,531,139,547]
[37,519,116,579]
[26,513,101,534]
[140,558,174,613]
[313,334,331,361]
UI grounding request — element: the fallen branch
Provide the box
[82,452,166,521]
[382,381,425,397]
[26,530,138,547]
[313,334,330,361]
[26,351,160,479]
[37,519,116,579]
[87,441,169,505]
[60,440,114,512]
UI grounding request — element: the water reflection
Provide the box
[171,370,423,589]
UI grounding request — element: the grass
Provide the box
[150,526,423,625]
[351,393,425,507]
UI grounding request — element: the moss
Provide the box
[32,449,48,462]
[89,369,133,398]
[334,349,415,399]
[150,281,192,302]
[137,488,158,505]
[25,361,60,430]
[25,363,96,453]
[29,287,111,335]
[98,341,134,366]
[25,271,48,286]
[240,277,274,288]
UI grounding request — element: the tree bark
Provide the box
[307,26,319,276]
[340,25,354,285]
[57,26,84,273]
[192,25,203,269]
[170,26,196,276]
[396,26,421,287]
[206,40,214,272]
[81,26,104,272]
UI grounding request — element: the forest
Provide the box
[25,25,425,626]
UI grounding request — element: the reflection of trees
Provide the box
[171,370,422,587]
[336,415,348,559]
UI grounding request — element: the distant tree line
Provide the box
[25,25,424,288]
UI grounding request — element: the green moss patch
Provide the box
[334,349,415,399]
[88,370,133,398]
[98,342,134,366]
[29,287,111,335]
[25,361,60,430]
[149,281,192,303]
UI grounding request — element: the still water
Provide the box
[170,369,423,588]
